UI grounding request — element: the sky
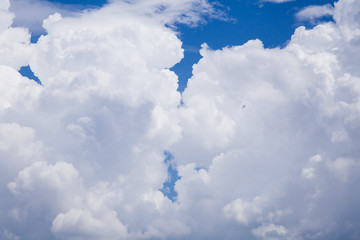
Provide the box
[1,0,360,239]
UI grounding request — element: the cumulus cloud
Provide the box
[1,0,183,237]
[252,223,288,239]
[1,0,360,239]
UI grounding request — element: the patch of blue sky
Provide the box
[19,66,42,85]
[160,151,181,202]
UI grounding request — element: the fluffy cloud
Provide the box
[0,2,33,69]
[171,0,360,238]
[223,197,263,225]
[0,0,9,10]
[9,0,224,35]
[1,0,360,239]
[52,208,127,240]
[9,0,79,35]
[1,0,183,237]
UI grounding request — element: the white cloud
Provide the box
[9,0,84,35]
[52,208,128,240]
[223,197,263,225]
[301,167,315,179]
[1,0,360,239]
[262,0,294,3]
[0,3,33,69]
[0,0,9,10]
[1,1,185,237]
[0,66,41,112]
[110,0,226,27]
[9,0,225,36]
[171,0,360,238]
[8,161,81,195]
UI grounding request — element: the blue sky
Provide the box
[3,0,360,239]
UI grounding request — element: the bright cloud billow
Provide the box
[0,0,360,239]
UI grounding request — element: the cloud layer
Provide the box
[1,0,360,239]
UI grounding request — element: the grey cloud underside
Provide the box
[1,0,360,239]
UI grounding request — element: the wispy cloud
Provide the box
[296,4,334,21]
